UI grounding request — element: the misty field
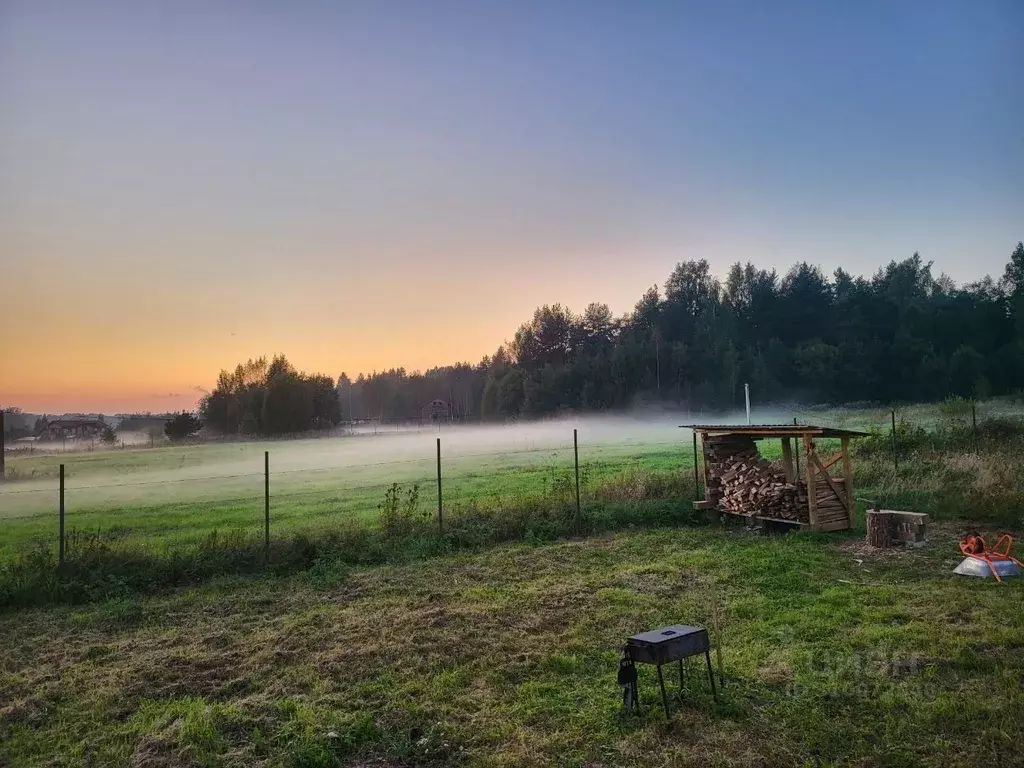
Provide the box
[3,403,1024,766]
[0,419,691,556]
[2,401,1024,608]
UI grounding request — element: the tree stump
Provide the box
[866,510,894,548]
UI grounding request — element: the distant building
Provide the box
[420,399,451,423]
[40,417,107,441]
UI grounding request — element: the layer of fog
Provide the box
[1,406,813,497]
[14,430,156,451]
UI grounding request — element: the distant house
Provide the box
[40,417,107,441]
[420,399,451,423]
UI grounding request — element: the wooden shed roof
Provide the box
[680,423,868,439]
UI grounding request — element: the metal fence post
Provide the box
[891,409,898,472]
[264,451,270,563]
[573,428,582,531]
[59,464,65,564]
[436,437,443,535]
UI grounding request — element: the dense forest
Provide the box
[202,244,1024,434]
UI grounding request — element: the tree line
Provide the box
[201,356,339,435]
[1,408,45,440]
[200,243,1024,434]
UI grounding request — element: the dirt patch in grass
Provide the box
[129,718,197,768]
[124,650,252,702]
[835,521,966,559]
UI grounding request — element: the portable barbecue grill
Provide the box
[619,624,718,718]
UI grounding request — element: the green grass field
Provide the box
[1,426,688,556]
[3,402,1024,766]
[3,524,1023,767]
[3,401,1022,564]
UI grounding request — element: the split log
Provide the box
[866,510,894,548]
[705,434,811,522]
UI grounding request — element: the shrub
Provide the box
[378,483,426,538]
[854,419,929,458]
[165,412,203,442]
[978,416,1024,443]
[938,395,975,427]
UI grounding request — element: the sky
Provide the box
[2,0,1022,414]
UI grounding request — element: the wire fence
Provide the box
[0,428,695,563]
[5,401,1016,564]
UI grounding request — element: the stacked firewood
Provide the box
[704,435,809,523]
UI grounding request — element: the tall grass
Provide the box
[853,414,1024,526]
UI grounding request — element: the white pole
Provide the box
[744,383,751,425]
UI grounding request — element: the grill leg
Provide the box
[705,651,718,701]
[678,659,685,692]
[657,664,670,718]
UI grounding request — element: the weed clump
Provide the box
[378,483,426,537]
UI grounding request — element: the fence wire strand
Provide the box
[0,434,697,536]
[0,442,615,497]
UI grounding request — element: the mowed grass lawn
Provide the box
[3,524,1022,767]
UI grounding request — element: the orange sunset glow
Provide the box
[2,2,1020,416]
[4,237,670,413]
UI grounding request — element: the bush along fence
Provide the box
[855,402,1017,466]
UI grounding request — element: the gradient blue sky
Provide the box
[2,1,1022,412]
